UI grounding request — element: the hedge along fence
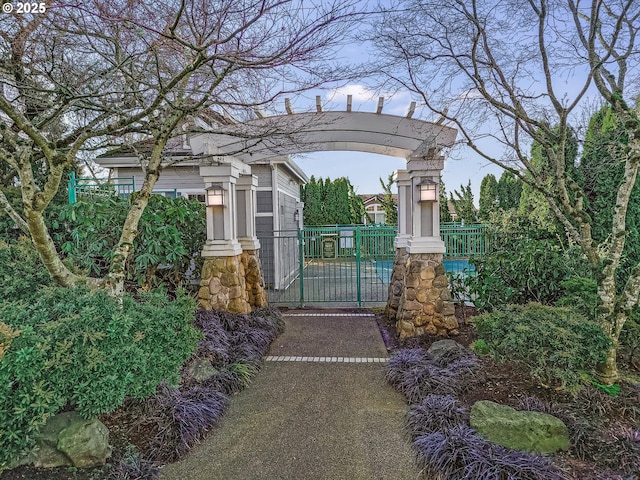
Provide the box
[52,194,206,291]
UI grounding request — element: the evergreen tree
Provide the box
[301,176,363,226]
[579,106,640,283]
[518,127,578,233]
[478,174,498,220]
[439,176,453,222]
[450,181,476,223]
[331,178,353,224]
[378,173,398,225]
[496,171,522,210]
[301,176,325,226]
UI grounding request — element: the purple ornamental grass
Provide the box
[145,384,228,461]
[408,394,469,438]
[432,344,476,368]
[389,353,480,402]
[107,454,159,480]
[193,311,231,365]
[249,307,285,335]
[386,349,433,385]
[413,425,568,480]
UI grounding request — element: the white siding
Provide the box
[252,165,273,188]
[276,167,301,199]
[117,166,205,192]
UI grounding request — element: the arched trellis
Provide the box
[193,99,460,337]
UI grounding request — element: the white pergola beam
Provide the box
[285,98,294,115]
[406,102,416,119]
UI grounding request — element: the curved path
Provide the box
[160,310,420,480]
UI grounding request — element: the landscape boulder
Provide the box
[470,400,569,454]
[427,339,469,365]
[186,358,219,382]
[24,411,111,468]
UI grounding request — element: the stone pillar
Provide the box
[237,174,268,308]
[386,170,411,319]
[198,161,252,314]
[389,157,458,338]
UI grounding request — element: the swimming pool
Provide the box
[373,259,474,283]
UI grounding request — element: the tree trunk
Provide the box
[23,206,98,288]
[104,138,167,296]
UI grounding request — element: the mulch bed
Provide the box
[5,304,639,480]
[376,303,640,480]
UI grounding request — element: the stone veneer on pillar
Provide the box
[198,255,251,314]
[198,161,261,314]
[386,159,458,338]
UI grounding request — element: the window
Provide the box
[187,193,206,204]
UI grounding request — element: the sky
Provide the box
[283,85,505,203]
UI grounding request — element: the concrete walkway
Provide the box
[160,311,420,480]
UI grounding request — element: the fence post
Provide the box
[356,227,362,306]
[298,227,305,308]
[67,172,77,204]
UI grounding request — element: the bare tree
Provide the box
[0,0,361,295]
[371,0,640,383]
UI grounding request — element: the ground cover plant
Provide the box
[0,306,284,480]
[0,284,200,471]
[379,306,640,480]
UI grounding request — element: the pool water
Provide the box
[374,259,473,283]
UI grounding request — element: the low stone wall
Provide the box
[241,249,268,308]
[386,252,458,338]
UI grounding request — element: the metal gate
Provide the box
[260,226,397,306]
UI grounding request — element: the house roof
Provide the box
[358,194,398,205]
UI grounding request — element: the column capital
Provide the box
[406,236,446,254]
[239,237,261,250]
[406,157,444,173]
[236,173,258,188]
[202,239,243,257]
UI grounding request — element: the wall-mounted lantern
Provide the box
[294,210,300,222]
[206,185,225,207]
[417,178,438,202]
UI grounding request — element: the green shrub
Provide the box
[0,285,200,468]
[471,339,490,355]
[556,276,640,366]
[0,239,52,302]
[52,195,205,291]
[467,227,590,311]
[555,276,599,319]
[472,303,611,393]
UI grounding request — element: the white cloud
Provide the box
[326,84,381,103]
[324,84,415,116]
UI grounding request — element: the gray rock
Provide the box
[187,358,219,382]
[57,415,111,468]
[427,339,468,364]
[28,411,79,468]
[470,400,570,454]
